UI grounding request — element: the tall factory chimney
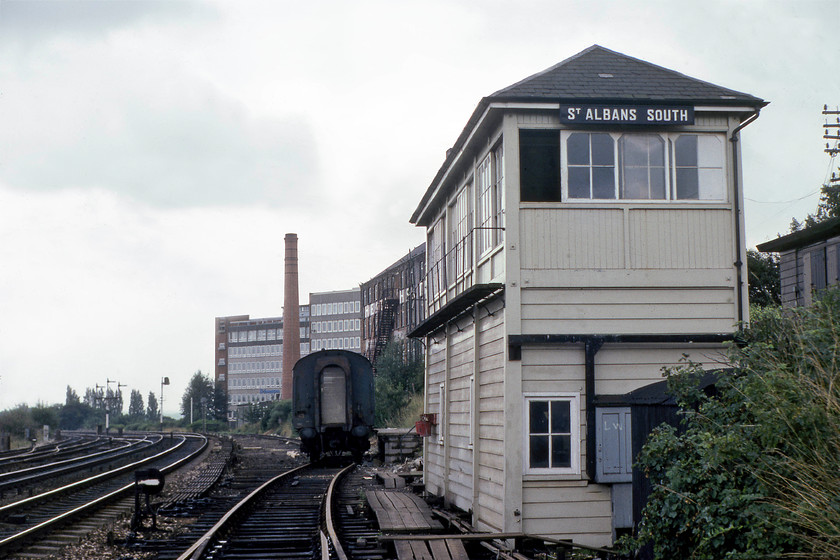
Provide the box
[282,233,300,400]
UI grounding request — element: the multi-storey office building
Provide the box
[309,289,362,353]
[361,244,426,366]
[215,309,310,423]
[408,45,765,546]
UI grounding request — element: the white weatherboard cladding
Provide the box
[519,207,734,270]
[520,286,737,335]
[521,481,612,547]
[421,300,507,531]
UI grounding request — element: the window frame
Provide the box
[523,392,581,475]
[557,130,728,203]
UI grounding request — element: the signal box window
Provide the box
[564,132,726,201]
[520,130,561,202]
[524,394,580,474]
[568,133,615,199]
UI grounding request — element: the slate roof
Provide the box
[489,45,765,105]
[410,45,766,225]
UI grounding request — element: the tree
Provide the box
[181,371,215,421]
[31,402,59,429]
[627,287,840,559]
[128,389,144,418]
[790,183,840,232]
[83,387,101,408]
[60,385,91,429]
[260,400,292,432]
[747,249,781,307]
[373,341,424,427]
[146,391,159,421]
[213,381,228,422]
[65,386,80,406]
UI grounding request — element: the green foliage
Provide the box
[31,402,60,428]
[128,389,145,418]
[260,399,292,432]
[627,288,840,559]
[746,249,780,307]
[181,370,219,421]
[373,341,424,427]
[790,184,840,232]
[146,391,159,421]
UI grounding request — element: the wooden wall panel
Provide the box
[520,287,737,335]
[521,208,625,269]
[628,208,733,269]
[521,482,612,546]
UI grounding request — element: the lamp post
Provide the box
[160,376,170,430]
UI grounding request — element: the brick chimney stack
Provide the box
[282,233,300,399]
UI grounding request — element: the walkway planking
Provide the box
[366,487,468,560]
[392,538,470,560]
[365,489,442,532]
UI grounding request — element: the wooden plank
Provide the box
[366,490,401,532]
[427,539,451,560]
[394,540,414,560]
[410,540,434,560]
[445,539,469,560]
[365,490,443,532]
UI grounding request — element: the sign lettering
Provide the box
[560,105,694,125]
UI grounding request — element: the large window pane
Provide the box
[620,134,665,199]
[530,400,549,433]
[568,168,591,198]
[675,135,698,166]
[622,168,648,199]
[676,168,699,199]
[551,400,571,433]
[520,130,561,202]
[592,168,616,199]
[591,134,614,165]
[567,133,590,165]
[675,134,725,200]
[530,435,549,468]
[567,133,615,199]
[551,435,572,468]
[621,135,649,166]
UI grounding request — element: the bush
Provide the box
[627,289,840,558]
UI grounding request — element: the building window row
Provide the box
[230,393,277,403]
[229,344,282,358]
[230,376,281,388]
[520,130,726,203]
[312,301,361,316]
[312,337,361,352]
[229,361,281,374]
[312,319,360,334]
[229,328,281,343]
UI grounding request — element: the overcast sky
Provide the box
[0,0,837,414]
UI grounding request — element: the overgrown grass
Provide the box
[381,393,424,429]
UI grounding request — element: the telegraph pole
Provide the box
[823,105,840,184]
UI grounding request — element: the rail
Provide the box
[0,433,207,554]
[176,461,354,560]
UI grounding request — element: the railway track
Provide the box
[0,435,161,497]
[0,432,208,558]
[176,460,360,560]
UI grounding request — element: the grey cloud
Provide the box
[0,0,217,44]
[0,92,323,209]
